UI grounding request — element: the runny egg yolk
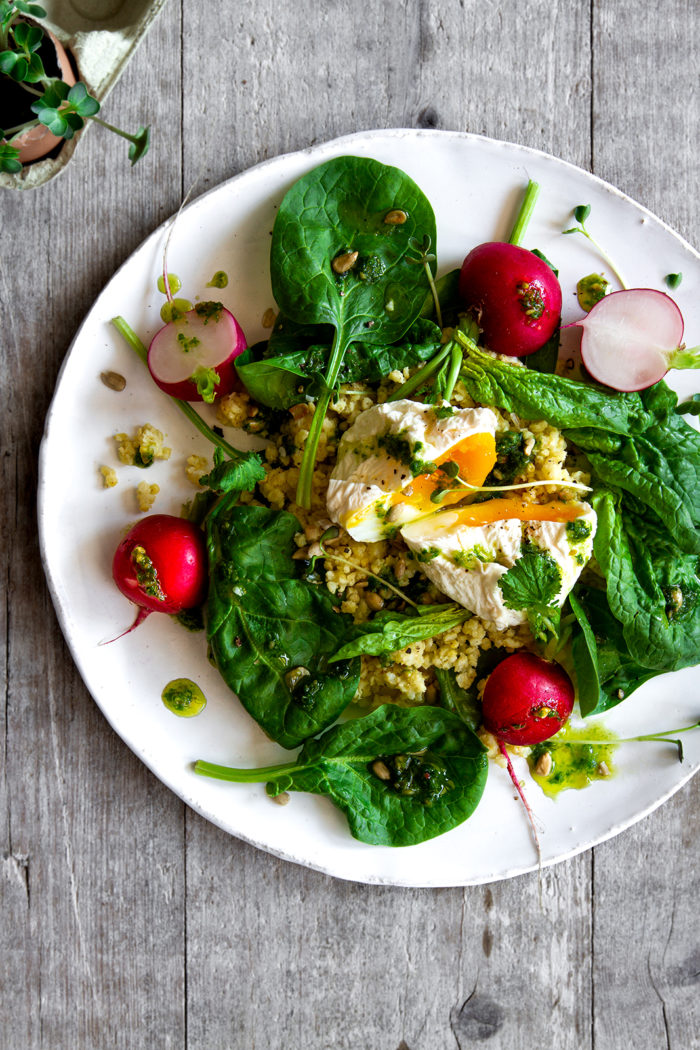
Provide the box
[448,497,586,527]
[389,431,497,516]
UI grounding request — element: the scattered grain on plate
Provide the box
[115,423,171,466]
[99,465,118,488]
[186,454,209,486]
[272,791,290,806]
[136,481,159,512]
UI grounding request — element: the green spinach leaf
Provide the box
[571,586,663,714]
[593,490,700,672]
[330,603,471,662]
[206,500,360,748]
[195,704,488,846]
[271,155,436,507]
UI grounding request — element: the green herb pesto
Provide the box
[194,300,224,324]
[161,678,207,717]
[377,431,437,477]
[529,723,617,798]
[433,405,455,420]
[486,430,532,485]
[160,297,193,323]
[157,273,182,295]
[415,546,441,563]
[177,332,201,353]
[379,750,454,805]
[452,545,493,570]
[358,255,387,284]
[131,546,165,600]
[566,518,593,543]
[206,271,229,289]
[576,272,609,312]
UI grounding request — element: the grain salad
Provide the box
[217,366,591,713]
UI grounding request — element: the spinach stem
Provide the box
[442,343,463,403]
[111,316,248,462]
[194,759,303,783]
[296,327,349,508]
[388,340,453,402]
[508,180,541,247]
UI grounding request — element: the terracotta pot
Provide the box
[6,25,76,164]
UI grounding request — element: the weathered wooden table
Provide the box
[3,2,699,1047]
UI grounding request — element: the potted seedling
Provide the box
[0,0,149,173]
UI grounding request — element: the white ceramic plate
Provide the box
[38,129,700,886]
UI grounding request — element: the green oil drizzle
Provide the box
[160,297,194,323]
[206,271,229,289]
[576,272,610,312]
[529,722,617,798]
[161,678,207,718]
[157,273,182,295]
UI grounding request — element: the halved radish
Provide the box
[575,288,700,392]
[148,302,247,402]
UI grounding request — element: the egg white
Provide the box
[401,504,597,628]
[326,399,498,542]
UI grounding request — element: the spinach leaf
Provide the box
[420,267,462,326]
[271,155,436,507]
[330,603,471,662]
[459,342,655,435]
[593,490,700,672]
[568,590,602,716]
[498,546,562,642]
[571,586,663,714]
[206,500,360,749]
[524,328,560,375]
[435,668,481,731]
[195,704,488,846]
[236,319,442,411]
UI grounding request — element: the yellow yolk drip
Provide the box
[391,432,497,515]
[451,498,586,527]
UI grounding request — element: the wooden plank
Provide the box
[592,2,700,1047]
[181,3,594,1049]
[0,4,187,1047]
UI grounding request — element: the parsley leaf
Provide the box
[499,546,562,643]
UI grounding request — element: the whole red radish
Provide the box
[482,652,574,746]
[148,301,247,402]
[458,179,562,357]
[574,287,700,392]
[112,515,208,617]
[459,242,562,357]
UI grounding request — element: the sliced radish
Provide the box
[575,288,700,392]
[148,302,247,402]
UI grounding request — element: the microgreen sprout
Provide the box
[544,719,700,764]
[0,0,149,169]
[310,526,420,608]
[563,204,627,289]
[407,234,442,328]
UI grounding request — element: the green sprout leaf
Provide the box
[67,81,100,116]
[127,125,149,165]
[665,272,683,290]
[0,140,22,173]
